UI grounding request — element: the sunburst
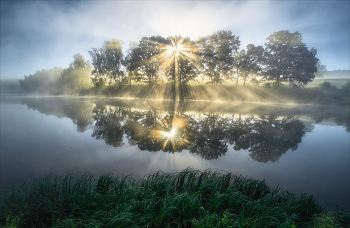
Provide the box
[141,36,201,87]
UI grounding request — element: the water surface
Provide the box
[1,96,349,210]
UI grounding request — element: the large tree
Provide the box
[236,44,264,86]
[89,39,125,86]
[197,30,240,85]
[125,36,166,85]
[60,54,93,94]
[263,30,318,87]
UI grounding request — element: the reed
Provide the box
[1,168,349,227]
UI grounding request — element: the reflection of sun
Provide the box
[154,116,190,152]
[163,128,176,137]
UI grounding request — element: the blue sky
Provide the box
[1,0,349,79]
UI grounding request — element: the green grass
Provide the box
[305,79,349,89]
[1,168,349,228]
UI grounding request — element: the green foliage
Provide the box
[60,54,93,94]
[313,213,342,228]
[89,39,125,86]
[236,44,264,86]
[19,67,63,94]
[198,30,240,85]
[319,81,334,92]
[125,36,167,85]
[1,168,348,228]
[263,30,319,87]
[19,29,332,93]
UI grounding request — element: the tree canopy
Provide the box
[19,67,63,94]
[60,54,93,94]
[89,39,125,86]
[263,30,319,87]
[18,29,326,95]
[197,30,241,85]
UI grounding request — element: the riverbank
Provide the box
[79,83,349,105]
[1,168,349,227]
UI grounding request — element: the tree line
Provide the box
[19,30,323,94]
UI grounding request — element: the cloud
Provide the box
[1,1,349,78]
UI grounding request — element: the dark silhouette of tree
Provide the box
[89,39,125,86]
[263,30,318,87]
[197,30,240,85]
[60,54,93,94]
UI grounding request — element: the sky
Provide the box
[1,0,349,79]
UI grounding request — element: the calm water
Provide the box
[1,96,349,210]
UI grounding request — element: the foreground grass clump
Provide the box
[1,169,349,227]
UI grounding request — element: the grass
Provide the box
[1,168,349,228]
[305,79,349,89]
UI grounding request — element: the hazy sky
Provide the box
[1,1,349,79]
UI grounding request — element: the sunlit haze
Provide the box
[1,1,349,79]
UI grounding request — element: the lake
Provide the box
[0,96,349,210]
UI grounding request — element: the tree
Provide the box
[197,30,240,85]
[19,67,63,94]
[60,54,93,94]
[263,30,319,87]
[315,61,327,78]
[125,36,166,85]
[236,44,264,86]
[164,36,200,100]
[89,39,125,86]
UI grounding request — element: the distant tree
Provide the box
[0,79,22,93]
[19,67,63,94]
[342,80,350,94]
[197,30,240,85]
[60,54,93,94]
[89,39,125,86]
[315,61,327,78]
[236,44,264,86]
[263,30,319,87]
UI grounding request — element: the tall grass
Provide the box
[1,168,349,227]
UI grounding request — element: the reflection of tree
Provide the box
[124,110,193,152]
[124,110,164,151]
[249,116,305,162]
[91,104,127,148]
[89,105,306,162]
[63,101,93,132]
[227,115,305,162]
[312,111,350,133]
[22,98,94,132]
[334,114,350,133]
[188,113,228,160]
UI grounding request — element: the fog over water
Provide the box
[0,96,349,210]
